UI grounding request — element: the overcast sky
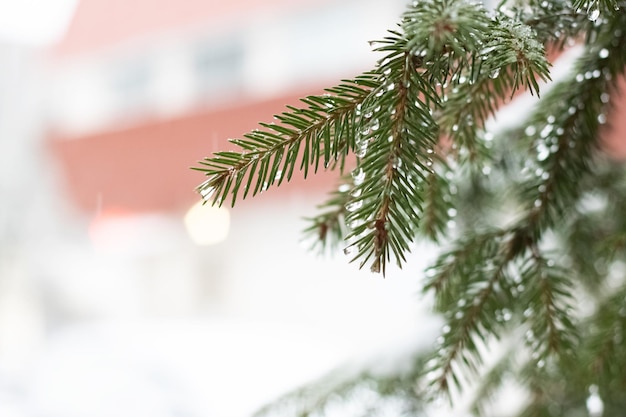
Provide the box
[0,0,78,45]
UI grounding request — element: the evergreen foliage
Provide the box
[195,0,626,414]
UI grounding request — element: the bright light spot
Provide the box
[184,201,230,245]
[0,0,78,45]
[587,385,604,417]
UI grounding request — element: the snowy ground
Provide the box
[0,311,440,417]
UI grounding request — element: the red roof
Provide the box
[48,91,345,215]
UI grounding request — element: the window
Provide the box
[110,57,152,114]
[194,36,245,98]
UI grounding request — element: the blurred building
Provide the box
[0,2,433,416]
[41,0,410,319]
[46,0,406,213]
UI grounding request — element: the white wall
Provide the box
[45,0,407,137]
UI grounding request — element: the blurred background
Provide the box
[0,1,444,416]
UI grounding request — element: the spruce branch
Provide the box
[417,161,455,241]
[193,0,626,414]
[515,9,626,234]
[402,0,490,82]
[252,355,428,417]
[437,16,550,164]
[196,0,554,276]
[572,0,621,21]
[516,3,589,49]
[302,179,352,255]
[518,255,578,363]
[585,286,626,391]
[469,347,516,416]
[423,229,507,310]
[343,37,440,274]
[194,74,379,207]
[424,229,526,397]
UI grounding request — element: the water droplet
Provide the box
[199,185,217,200]
[355,140,368,158]
[454,311,463,319]
[540,125,553,138]
[576,73,584,82]
[451,124,459,132]
[598,113,607,124]
[568,106,577,115]
[442,325,451,334]
[349,219,364,230]
[482,165,492,175]
[586,385,604,417]
[447,208,457,217]
[599,48,609,59]
[371,119,380,131]
[537,359,545,368]
[537,147,550,161]
[346,200,363,212]
[588,7,600,21]
[338,184,351,192]
[534,199,543,207]
[457,299,466,307]
[600,93,610,103]
[525,125,536,136]
[489,68,500,79]
[352,168,366,185]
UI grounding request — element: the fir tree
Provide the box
[194,0,626,415]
